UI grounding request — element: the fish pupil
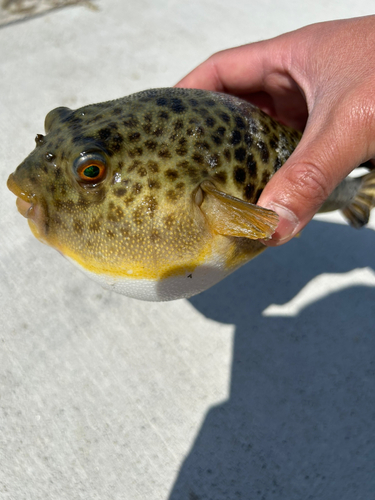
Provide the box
[83,165,100,178]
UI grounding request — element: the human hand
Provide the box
[175,16,375,245]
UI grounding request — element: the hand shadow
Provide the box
[169,220,375,500]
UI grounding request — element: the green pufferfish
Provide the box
[7,88,375,301]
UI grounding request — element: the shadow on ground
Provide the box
[169,220,375,500]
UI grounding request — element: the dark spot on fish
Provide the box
[234,167,246,184]
[128,160,141,173]
[147,160,159,173]
[216,126,226,136]
[143,122,151,134]
[235,147,246,162]
[90,113,104,124]
[170,98,186,114]
[196,140,210,151]
[176,137,188,156]
[208,153,220,168]
[205,117,215,127]
[67,117,83,129]
[150,230,161,243]
[54,167,62,179]
[73,219,84,234]
[198,107,209,117]
[111,133,124,152]
[153,128,164,137]
[261,171,270,185]
[129,147,143,158]
[257,141,270,163]
[98,128,112,141]
[244,183,255,201]
[166,190,178,201]
[123,116,138,128]
[133,206,144,226]
[164,214,175,228]
[189,117,200,125]
[192,152,204,165]
[246,154,257,177]
[231,130,241,146]
[158,111,169,119]
[114,187,128,198]
[213,171,227,184]
[187,128,194,136]
[174,119,184,131]
[189,99,199,106]
[106,229,116,239]
[89,219,101,232]
[224,149,231,161]
[145,196,158,217]
[119,225,131,238]
[211,135,222,145]
[274,157,282,171]
[158,146,172,159]
[156,97,168,106]
[138,167,147,177]
[244,133,253,147]
[269,137,278,150]
[113,107,122,115]
[72,134,84,144]
[108,203,124,222]
[261,122,270,134]
[60,183,68,196]
[219,112,230,123]
[250,123,258,134]
[132,183,143,194]
[145,140,157,151]
[149,179,161,189]
[165,169,179,180]
[204,99,216,107]
[254,187,262,201]
[235,116,246,129]
[123,196,135,207]
[129,132,141,142]
[187,166,199,181]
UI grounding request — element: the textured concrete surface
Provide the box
[1,1,374,499]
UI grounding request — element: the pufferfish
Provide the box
[7,88,375,301]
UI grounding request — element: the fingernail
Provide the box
[263,202,300,245]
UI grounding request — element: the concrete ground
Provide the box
[0,1,374,499]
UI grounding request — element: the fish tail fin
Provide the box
[342,170,375,228]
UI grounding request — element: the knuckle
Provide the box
[283,160,332,209]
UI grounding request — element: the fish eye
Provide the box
[74,153,107,184]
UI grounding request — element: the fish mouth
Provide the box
[7,173,46,242]
[7,173,35,219]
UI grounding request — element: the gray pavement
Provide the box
[1,1,374,499]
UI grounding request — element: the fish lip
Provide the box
[7,173,40,221]
[7,173,32,203]
[16,196,34,219]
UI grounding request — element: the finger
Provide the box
[258,110,373,246]
[175,38,289,95]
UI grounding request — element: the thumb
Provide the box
[257,115,370,245]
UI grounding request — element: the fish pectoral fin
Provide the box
[199,181,279,240]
